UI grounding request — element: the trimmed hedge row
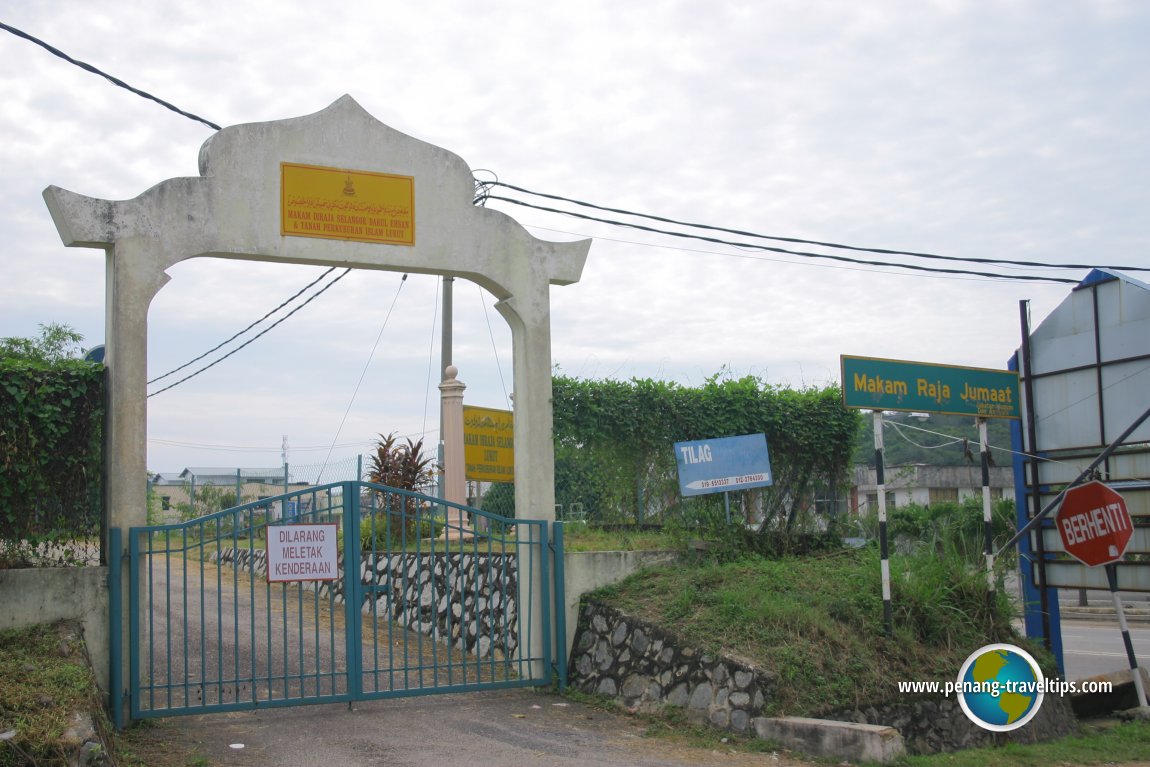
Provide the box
[0,359,104,565]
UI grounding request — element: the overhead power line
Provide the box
[0,21,221,130]
[149,267,338,385]
[482,192,1078,284]
[317,273,409,477]
[484,181,1150,276]
[148,269,351,397]
[6,23,1121,286]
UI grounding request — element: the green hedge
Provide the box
[551,373,860,527]
[0,359,104,566]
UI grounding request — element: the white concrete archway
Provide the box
[44,97,589,715]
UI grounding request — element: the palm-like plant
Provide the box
[363,433,438,547]
[365,432,435,493]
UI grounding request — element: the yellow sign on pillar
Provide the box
[281,162,415,245]
[463,405,514,482]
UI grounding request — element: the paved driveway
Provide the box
[130,687,798,767]
[131,548,793,766]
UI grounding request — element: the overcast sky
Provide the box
[2,1,1147,476]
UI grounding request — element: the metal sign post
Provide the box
[1107,563,1149,708]
[977,418,996,603]
[874,411,893,638]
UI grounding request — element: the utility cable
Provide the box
[0,21,221,131]
[147,269,351,397]
[422,276,442,439]
[317,274,408,481]
[882,418,1086,473]
[0,21,1129,283]
[486,194,1078,284]
[148,267,337,384]
[478,284,511,410]
[149,437,375,453]
[524,222,1022,284]
[884,420,964,450]
[487,181,1150,275]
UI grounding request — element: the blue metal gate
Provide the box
[117,481,559,719]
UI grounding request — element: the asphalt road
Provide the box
[1062,619,1150,680]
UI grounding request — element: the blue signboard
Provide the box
[674,433,774,497]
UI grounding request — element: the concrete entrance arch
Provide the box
[44,97,589,718]
[44,95,589,536]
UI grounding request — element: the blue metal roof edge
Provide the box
[1075,268,1150,293]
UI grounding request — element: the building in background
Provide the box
[851,464,1014,514]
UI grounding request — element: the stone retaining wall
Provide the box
[569,601,773,732]
[569,600,1078,755]
[825,694,1078,755]
[213,548,518,658]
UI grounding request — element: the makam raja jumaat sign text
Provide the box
[840,355,1020,419]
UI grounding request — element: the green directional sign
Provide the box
[840,355,1021,419]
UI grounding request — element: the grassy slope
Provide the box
[588,547,1032,717]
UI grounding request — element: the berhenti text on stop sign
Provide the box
[1059,500,1131,551]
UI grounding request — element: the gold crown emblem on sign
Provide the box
[343,175,356,196]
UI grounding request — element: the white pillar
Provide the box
[439,365,471,538]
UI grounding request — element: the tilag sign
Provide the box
[674,433,773,497]
[267,523,339,583]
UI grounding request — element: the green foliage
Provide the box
[852,411,1014,467]
[0,355,104,567]
[670,506,848,562]
[479,481,515,518]
[0,322,86,364]
[862,496,1017,565]
[175,483,247,523]
[551,371,860,533]
[890,547,1016,648]
[356,512,445,551]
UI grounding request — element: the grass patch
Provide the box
[0,622,209,767]
[588,546,1032,717]
[560,525,680,552]
[901,719,1150,766]
[0,622,110,767]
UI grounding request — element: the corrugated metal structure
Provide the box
[1011,269,1150,670]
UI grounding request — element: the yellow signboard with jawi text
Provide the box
[281,162,414,245]
[463,405,514,483]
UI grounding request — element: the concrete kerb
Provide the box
[1059,605,1150,624]
[754,717,906,764]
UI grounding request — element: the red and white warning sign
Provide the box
[267,523,339,582]
[1055,481,1133,568]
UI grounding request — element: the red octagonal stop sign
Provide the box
[1056,480,1133,567]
